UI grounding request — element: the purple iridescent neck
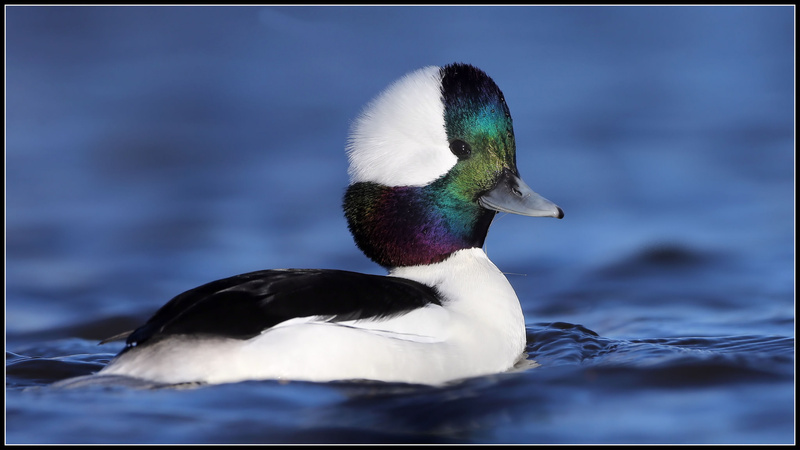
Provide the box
[343,180,496,268]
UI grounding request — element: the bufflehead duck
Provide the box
[98,63,563,385]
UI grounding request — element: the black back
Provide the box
[123,269,442,350]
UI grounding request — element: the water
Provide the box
[6,5,794,444]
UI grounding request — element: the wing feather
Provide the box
[122,269,441,349]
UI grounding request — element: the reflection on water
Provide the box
[7,323,794,444]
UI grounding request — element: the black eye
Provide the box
[449,139,471,159]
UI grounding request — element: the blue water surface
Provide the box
[5,5,795,444]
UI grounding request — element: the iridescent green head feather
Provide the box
[440,63,519,202]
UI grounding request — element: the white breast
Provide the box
[389,247,527,370]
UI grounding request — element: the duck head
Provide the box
[344,63,563,268]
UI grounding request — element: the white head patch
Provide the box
[346,66,457,187]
